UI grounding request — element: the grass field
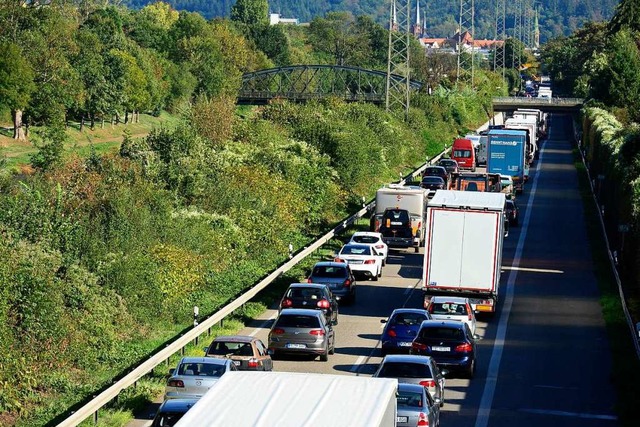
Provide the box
[0,112,181,171]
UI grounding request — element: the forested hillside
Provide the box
[125,0,619,42]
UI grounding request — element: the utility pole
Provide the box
[386,0,411,120]
[493,0,506,80]
[524,0,533,50]
[513,0,523,70]
[456,0,475,88]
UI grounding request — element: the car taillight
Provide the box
[419,379,436,388]
[455,343,473,352]
[412,342,427,351]
[387,329,396,337]
[375,244,385,249]
[343,279,351,287]
[364,259,376,264]
[334,257,345,263]
[167,379,184,388]
[247,358,259,368]
[427,304,434,313]
[468,312,473,321]
[317,299,330,309]
[417,221,422,230]
[306,278,312,283]
[271,328,285,335]
[417,412,430,426]
[309,329,325,336]
[281,298,293,308]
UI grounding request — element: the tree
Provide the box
[0,41,35,140]
[308,12,369,66]
[608,0,640,34]
[230,0,268,27]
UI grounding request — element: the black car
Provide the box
[151,398,197,427]
[505,199,519,226]
[437,158,459,175]
[423,166,449,186]
[279,283,339,325]
[410,320,478,378]
[421,176,446,192]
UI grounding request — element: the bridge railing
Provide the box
[492,96,585,106]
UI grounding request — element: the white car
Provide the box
[348,231,388,266]
[336,243,383,281]
[426,296,477,335]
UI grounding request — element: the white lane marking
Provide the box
[502,266,564,274]
[519,408,617,421]
[249,312,278,337]
[474,129,548,427]
[350,355,367,372]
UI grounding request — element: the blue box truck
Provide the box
[487,129,527,194]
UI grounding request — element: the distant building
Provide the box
[419,31,503,58]
[269,13,299,25]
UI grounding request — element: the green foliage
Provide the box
[0,41,36,111]
[230,0,269,27]
[29,124,67,171]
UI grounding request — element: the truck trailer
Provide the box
[422,190,506,313]
[174,371,399,427]
[372,184,429,252]
[487,129,527,194]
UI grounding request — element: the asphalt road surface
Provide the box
[129,114,617,426]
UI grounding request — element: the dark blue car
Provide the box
[380,309,431,356]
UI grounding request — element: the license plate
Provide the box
[431,346,450,352]
[398,342,412,347]
[348,260,363,264]
[397,416,408,423]
[233,361,241,366]
[286,343,306,349]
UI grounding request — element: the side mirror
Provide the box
[434,397,442,406]
[149,412,157,420]
[440,369,449,377]
[203,347,209,353]
[168,368,175,376]
[380,319,388,324]
[266,348,274,356]
[473,334,481,340]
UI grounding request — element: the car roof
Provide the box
[278,308,323,316]
[390,308,430,316]
[419,319,466,329]
[313,261,348,268]
[397,383,427,394]
[158,398,199,412]
[213,335,255,343]
[426,166,446,171]
[179,357,230,365]
[439,159,456,163]
[351,231,382,237]
[288,283,327,290]
[429,296,470,304]
[381,354,434,364]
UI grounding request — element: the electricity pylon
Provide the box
[456,0,475,88]
[386,0,411,120]
[512,0,523,69]
[493,0,506,79]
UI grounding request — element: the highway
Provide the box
[130,114,618,426]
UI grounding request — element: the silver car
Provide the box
[373,354,446,405]
[396,383,441,427]
[427,296,477,335]
[268,308,336,362]
[164,357,237,400]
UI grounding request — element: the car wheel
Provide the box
[414,246,419,253]
[372,272,379,281]
[377,267,382,278]
[320,347,329,362]
[329,343,335,355]
[382,258,386,267]
[465,359,476,379]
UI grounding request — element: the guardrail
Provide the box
[57,115,498,426]
[573,119,640,360]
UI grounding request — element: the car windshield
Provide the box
[276,315,321,328]
[422,177,442,184]
[419,326,464,341]
[383,209,410,224]
[352,235,379,244]
[341,246,370,255]
[287,287,323,300]
[312,266,347,278]
[208,342,253,356]
[397,391,424,408]
[425,168,443,175]
[430,303,468,315]
[378,362,433,378]
[391,312,428,326]
[177,362,226,377]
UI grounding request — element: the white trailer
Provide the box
[505,116,538,167]
[423,190,505,313]
[175,371,399,427]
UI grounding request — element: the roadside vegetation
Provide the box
[0,2,506,425]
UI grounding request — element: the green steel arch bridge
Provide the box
[237,65,423,105]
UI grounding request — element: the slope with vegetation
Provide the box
[0,1,505,425]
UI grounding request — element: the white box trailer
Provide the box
[423,190,505,313]
[505,116,538,168]
[175,371,398,427]
[373,184,429,251]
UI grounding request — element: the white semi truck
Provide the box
[422,190,506,314]
[174,371,399,427]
